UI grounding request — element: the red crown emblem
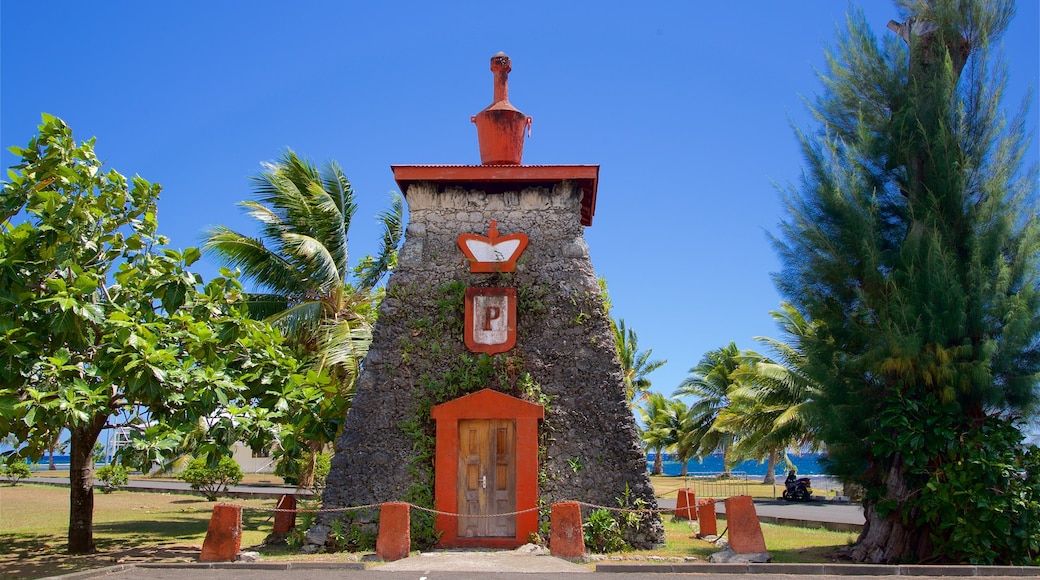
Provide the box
[457,220,529,273]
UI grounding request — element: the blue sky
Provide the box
[2,1,1037,402]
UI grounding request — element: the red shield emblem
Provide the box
[464,287,517,355]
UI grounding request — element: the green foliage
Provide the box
[613,318,666,405]
[94,464,129,493]
[327,517,376,552]
[202,150,403,488]
[2,461,31,484]
[313,451,331,491]
[772,0,1039,563]
[179,456,243,501]
[393,279,553,549]
[0,114,306,552]
[674,343,741,470]
[275,450,331,491]
[581,485,653,553]
[583,509,625,553]
[872,394,1040,565]
[286,507,317,551]
[721,303,822,469]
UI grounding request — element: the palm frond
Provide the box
[243,293,292,320]
[357,192,402,290]
[279,232,343,291]
[265,300,327,339]
[202,227,308,297]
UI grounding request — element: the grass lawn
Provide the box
[1,483,854,578]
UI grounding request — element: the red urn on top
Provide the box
[471,52,532,165]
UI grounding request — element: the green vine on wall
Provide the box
[395,278,554,549]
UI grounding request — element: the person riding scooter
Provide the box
[783,470,813,501]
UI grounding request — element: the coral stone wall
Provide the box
[313,181,664,549]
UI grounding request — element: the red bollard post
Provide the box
[724,495,767,553]
[199,503,242,562]
[697,498,717,537]
[674,488,696,520]
[549,501,585,559]
[272,494,297,535]
[375,502,411,562]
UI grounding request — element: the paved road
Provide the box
[656,496,864,529]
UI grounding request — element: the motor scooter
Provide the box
[782,470,813,501]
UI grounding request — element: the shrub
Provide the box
[95,464,129,493]
[581,485,653,553]
[313,452,331,492]
[179,456,243,500]
[2,461,31,485]
[327,517,376,552]
[583,509,626,553]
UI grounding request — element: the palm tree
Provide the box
[673,342,741,474]
[666,399,696,476]
[614,318,667,405]
[203,149,402,484]
[715,304,823,483]
[637,392,672,475]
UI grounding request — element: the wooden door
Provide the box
[458,419,516,537]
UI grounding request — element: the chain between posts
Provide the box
[229,500,678,517]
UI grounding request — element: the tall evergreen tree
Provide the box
[774,1,1040,564]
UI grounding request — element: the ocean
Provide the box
[647,452,825,477]
[28,453,828,478]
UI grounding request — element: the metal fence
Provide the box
[670,472,751,499]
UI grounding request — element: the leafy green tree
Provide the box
[773,1,1040,563]
[94,464,128,493]
[614,318,667,405]
[673,342,742,473]
[2,461,32,485]
[720,303,822,484]
[179,456,244,501]
[203,150,402,487]
[0,115,308,553]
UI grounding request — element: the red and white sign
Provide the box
[458,220,529,273]
[464,287,517,355]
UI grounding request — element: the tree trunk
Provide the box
[762,450,777,484]
[296,441,323,490]
[721,445,732,477]
[49,445,56,470]
[67,414,107,554]
[678,456,688,477]
[652,447,663,475]
[850,453,935,563]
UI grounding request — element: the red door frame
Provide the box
[430,388,544,548]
